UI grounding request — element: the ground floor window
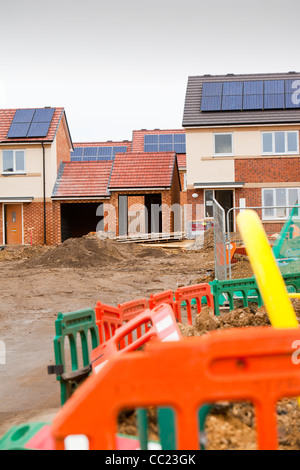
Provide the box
[262,187,300,220]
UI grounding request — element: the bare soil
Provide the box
[0,231,299,450]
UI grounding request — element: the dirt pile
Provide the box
[0,245,52,262]
[21,233,169,269]
[178,305,272,337]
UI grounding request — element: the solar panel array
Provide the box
[144,134,186,153]
[70,146,128,161]
[7,108,55,138]
[201,79,300,112]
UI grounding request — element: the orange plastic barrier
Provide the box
[95,302,123,344]
[52,326,300,450]
[91,303,182,374]
[175,283,214,325]
[118,298,148,343]
[148,290,179,320]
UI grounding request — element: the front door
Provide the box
[5,204,23,245]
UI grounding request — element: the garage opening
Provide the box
[61,203,104,243]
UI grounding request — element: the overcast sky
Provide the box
[0,0,300,143]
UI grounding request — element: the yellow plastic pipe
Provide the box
[236,210,298,329]
[288,294,300,299]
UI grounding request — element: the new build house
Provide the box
[183,72,300,234]
[51,130,185,242]
[0,107,73,245]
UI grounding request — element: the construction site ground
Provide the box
[1,229,300,450]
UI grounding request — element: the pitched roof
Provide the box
[52,161,113,198]
[183,72,300,127]
[108,152,177,189]
[0,107,66,144]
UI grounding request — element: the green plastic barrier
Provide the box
[0,422,48,450]
[52,308,99,406]
[211,272,300,316]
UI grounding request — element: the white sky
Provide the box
[1,0,300,143]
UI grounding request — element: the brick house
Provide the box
[52,150,181,240]
[183,72,300,235]
[51,132,184,242]
[0,107,73,245]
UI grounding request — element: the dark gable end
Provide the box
[182,72,300,127]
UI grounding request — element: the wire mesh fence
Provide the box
[213,199,228,281]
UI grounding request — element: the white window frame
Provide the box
[213,132,234,157]
[262,187,300,220]
[261,131,299,156]
[2,149,26,174]
[204,189,214,219]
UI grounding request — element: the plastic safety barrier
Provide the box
[50,308,99,406]
[52,326,300,450]
[95,302,123,344]
[211,272,300,316]
[148,290,178,319]
[91,303,182,374]
[0,422,50,450]
[118,298,149,344]
[175,283,214,325]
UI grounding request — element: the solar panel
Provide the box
[27,122,51,137]
[174,143,186,154]
[286,93,300,108]
[264,94,285,109]
[202,82,222,97]
[71,147,84,157]
[264,80,284,94]
[12,109,35,123]
[113,146,127,154]
[83,156,97,161]
[33,108,55,123]
[144,144,159,152]
[144,135,159,144]
[201,96,222,111]
[243,81,263,95]
[7,123,30,138]
[159,144,173,152]
[242,94,263,110]
[221,95,243,110]
[83,147,98,157]
[285,79,300,94]
[98,147,113,156]
[222,81,243,95]
[159,134,172,144]
[174,134,186,143]
[71,157,83,162]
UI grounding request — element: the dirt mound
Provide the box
[0,245,52,262]
[21,233,169,268]
[178,306,272,337]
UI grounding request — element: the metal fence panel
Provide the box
[213,199,228,280]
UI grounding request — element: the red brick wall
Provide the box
[56,118,72,170]
[235,157,300,183]
[23,201,61,246]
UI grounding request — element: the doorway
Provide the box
[4,204,23,245]
[145,194,162,234]
[215,190,234,232]
[60,203,104,243]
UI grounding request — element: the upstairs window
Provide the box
[262,131,299,155]
[262,187,300,219]
[2,150,25,174]
[214,133,233,156]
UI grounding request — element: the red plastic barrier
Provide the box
[91,303,182,374]
[118,298,148,343]
[95,302,123,344]
[148,290,179,320]
[53,326,300,450]
[175,283,214,325]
